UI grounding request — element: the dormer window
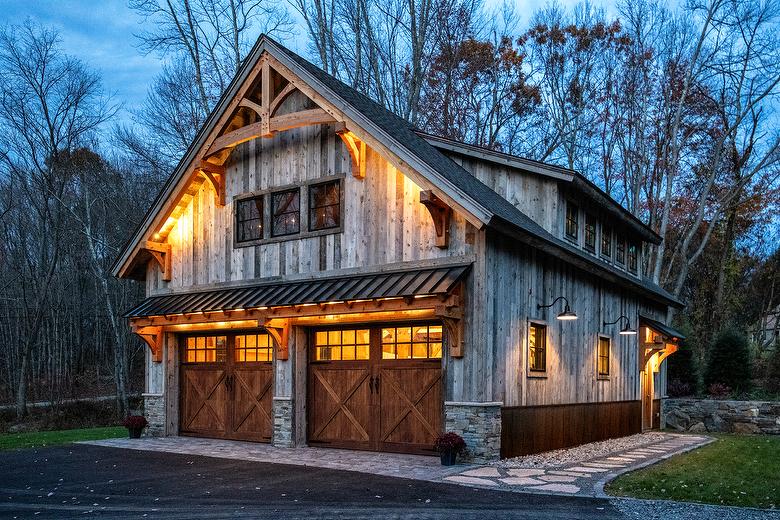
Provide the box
[584,213,596,252]
[628,243,638,273]
[565,202,579,241]
[601,226,612,258]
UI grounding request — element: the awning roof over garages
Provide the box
[639,315,686,341]
[125,264,470,318]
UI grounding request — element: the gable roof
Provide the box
[112,35,680,308]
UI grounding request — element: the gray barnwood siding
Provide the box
[146,92,473,295]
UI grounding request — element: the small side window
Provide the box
[584,213,596,251]
[628,243,638,273]
[601,226,612,258]
[616,238,626,265]
[598,336,610,378]
[271,188,300,237]
[565,202,579,241]
[528,322,547,373]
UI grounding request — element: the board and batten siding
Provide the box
[145,94,474,296]
[462,229,669,407]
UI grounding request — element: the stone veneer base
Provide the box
[143,393,165,437]
[444,401,502,463]
[272,397,294,447]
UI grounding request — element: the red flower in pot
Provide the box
[121,415,148,439]
[434,432,466,466]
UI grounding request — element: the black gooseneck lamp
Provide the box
[603,315,637,335]
[537,296,578,321]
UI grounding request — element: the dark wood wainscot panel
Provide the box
[500,400,642,458]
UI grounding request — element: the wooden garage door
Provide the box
[180,332,273,442]
[308,323,443,455]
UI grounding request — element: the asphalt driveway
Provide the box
[0,444,621,519]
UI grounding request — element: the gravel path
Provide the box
[497,432,671,469]
[612,498,779,519]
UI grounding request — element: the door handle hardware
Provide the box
[369,376,374,394]
[374,376,380,394]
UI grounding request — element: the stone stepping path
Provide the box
[443,433,711,497]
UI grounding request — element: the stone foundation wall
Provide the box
[665,398,780,434]
[273,397,294,447]
[143,393,166,437]
[444,401,502,463]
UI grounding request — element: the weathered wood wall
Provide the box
[445,228,669,406]
[146,92,474,296]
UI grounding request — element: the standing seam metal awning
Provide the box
[639,315,686,341]
[124,264,471,318]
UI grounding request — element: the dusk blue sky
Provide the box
[2,0,590,125]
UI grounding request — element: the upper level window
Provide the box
[628,243,638,273]
[616,238,626,265]
[597,336,610,378]
[271,188,300,237]
[528,322,547,372]
[601,226,612,258]
[565,202,579,240]
[236,196,263,243]
[584,213,596,251]
[309,179,341,231]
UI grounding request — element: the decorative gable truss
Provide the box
[116,44,465,282]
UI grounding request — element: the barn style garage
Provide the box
[113,35,683,462]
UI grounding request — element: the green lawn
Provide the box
[0,426,126,450]
[606,434,780,509]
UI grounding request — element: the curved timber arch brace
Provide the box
[420,190,451,248]
[262,318,290,361]
[436,303,464,358]
[145,241,172,281]
[132,325,163,363]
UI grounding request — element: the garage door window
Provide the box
[381,325,442,359]
[235,333,273,362]
[185,335,227,363]
[314,328,370,361]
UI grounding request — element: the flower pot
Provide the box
[128,427,143,439]
[440,450,457,466]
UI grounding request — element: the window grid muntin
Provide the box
[235,332,273,362]
[271,188,301,237]
[529,323,546,372]
[627,243,638,273]
[584,213,596,251]
[616,239,626,265]
[598,336,610,377]
[601,226,612,257]
[565,203,579,240]
[236,196,263,243]
[381,325,443,360]
[184,335,227,363]
[314,328,370,361]
[309,179,341,231]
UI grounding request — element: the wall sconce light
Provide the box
[538,296,578,321]
[604,315,637,335]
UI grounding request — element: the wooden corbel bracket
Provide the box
[436,304,464,358]
[145,241,172,281]
[420,190,451,248]
[653,343,678,373]
[197,162,226,206]
[334,123,366,179]
[133,325,163,363]
[263,318,290,361]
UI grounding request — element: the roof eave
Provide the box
[488,215,683,308]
